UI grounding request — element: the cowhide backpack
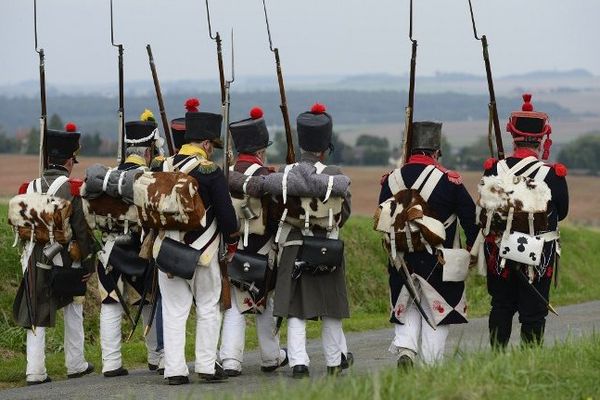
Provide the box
[133,156,206,231]
[8,176,73,245]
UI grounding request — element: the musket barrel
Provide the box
[146,44,174,155]
[481,36,504,159]
[403,40,418,164]
[38,49,47,172]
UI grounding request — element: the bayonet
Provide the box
[110,0,125,164]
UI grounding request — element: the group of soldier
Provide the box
[10,92,568,386]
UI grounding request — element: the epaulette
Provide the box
[435,164,463,185]
[552,163,568,177]
[483,157,498,170]
[18,181,30,195]
[197,158,218,174]
[68,178,84,197]
[380,171,392,186]
[445,170,463,185]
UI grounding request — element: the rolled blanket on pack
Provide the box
[263,163,351,198]
[228,163,350,199]
[228,171,266,198]
[82,164,141,204]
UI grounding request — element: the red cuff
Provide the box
[227,242,238,254]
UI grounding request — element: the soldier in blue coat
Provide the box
[478,94,569,348]
[378,121,479,367]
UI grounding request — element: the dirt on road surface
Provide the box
[1,301,598,400]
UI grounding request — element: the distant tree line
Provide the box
[2,113,598,174]
[0,113,117,157]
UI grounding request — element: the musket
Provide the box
[205,0,226,104]
[110,0,125,164]
[146,44,175,156]
[28,0,47,335]
[400,0,418,166]
[217,31,235,311]
[261,0,295,164]
[467,0,505,160]
[511,264,559,316]
[34,0,47,175]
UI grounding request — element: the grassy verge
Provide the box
[1,204,600,387]
[221,334,600,400]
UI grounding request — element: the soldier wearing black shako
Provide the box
[10,123,95,384]
[218,107,288,376]
[143,98,238,385]
[272,103,353,378]
[376,121,478,367]
[90,110,165,377]
[471,94,569,348]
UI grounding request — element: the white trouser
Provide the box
[100,302,164,373]
[389,301,449,365]
[159,254,222,378]
[219,295,284,371]
[26,302,88,382]
[287,317,348,368]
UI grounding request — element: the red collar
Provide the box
[407,154,437,166]
[512,148,539,159]
[236,154,264,166]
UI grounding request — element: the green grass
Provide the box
[216,335,600,400]
[1,204,600,387]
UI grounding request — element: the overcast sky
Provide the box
[1,0,599,87]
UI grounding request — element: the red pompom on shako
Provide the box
[311,103,327,114]
[185,98,200,113]
[65,122,77,132]
[250,107,264,120]
[506,93,553,160]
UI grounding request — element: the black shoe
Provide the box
[261,348,289,373]
[340,352,354,370]
[224,369,241,377]
[67,362,95,379]
[148,363,158,371]
[326,365,343,376]
[103,367,129,378]
[157,368,165,375]
[397,354,414,370]
[26,377,52,386]
[292,365,309,379]
[198,363,228,382]
[168,375,190,385]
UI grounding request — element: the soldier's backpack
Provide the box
[374,165,448,256]
[81,164,143,234]
[230,163,269,246]
[474,156,556,268]
[133,156,206,231]
[8,176,73,244]
[274,162,345,242]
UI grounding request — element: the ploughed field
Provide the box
[1,154,598,225]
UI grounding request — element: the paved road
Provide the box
[2,301,599,400]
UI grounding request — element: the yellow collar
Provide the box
[124,154,147,166]
[179,143,209,159]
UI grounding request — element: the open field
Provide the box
[2,154,599,225]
